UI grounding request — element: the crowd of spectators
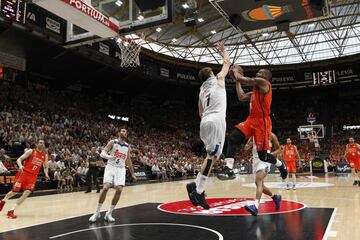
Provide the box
[1,80,360,192]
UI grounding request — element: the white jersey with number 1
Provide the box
[199,75,227,158]
[199,75,226,120]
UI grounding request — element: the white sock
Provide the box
[254,199,259,209]
[225,158,234,169]
[10,203,18,211]
[109,205,115,215]
[275,159,282,167]
[96,203,102,214]
[195,173,208,194]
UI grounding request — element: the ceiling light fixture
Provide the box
[115,0,123,7]
[182,3,189,9]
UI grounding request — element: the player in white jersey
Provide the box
[243,132,282,216]
[89,129,136,223]
[186,41,231,209]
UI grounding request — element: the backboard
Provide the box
[298,124,324,140]
[65,0,173,43]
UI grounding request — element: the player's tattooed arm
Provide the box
[100,140,116,160]
[16,149,33,171]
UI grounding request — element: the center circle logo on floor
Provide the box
[158,198,306,216]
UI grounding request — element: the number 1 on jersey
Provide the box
[205,94,211,107]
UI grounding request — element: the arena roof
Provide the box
[109,0,360,66]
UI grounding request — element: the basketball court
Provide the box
[0,0,359,239]
[0,175,355,239]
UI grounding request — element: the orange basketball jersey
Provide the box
[23,149,46,175]
[346,143,360,162]
[249,81,272,118]
[283,144,297,162]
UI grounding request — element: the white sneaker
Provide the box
[89,212,101,223]
[104,212,115,222]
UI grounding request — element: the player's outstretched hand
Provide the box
[216,41,225,54]
[45,174,50,181]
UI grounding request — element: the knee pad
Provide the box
[257,150,276,164]
[202,159,213,176]
[257,151,267,161]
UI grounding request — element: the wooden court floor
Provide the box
[0,174,357,239]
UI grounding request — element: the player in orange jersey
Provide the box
[283,138,300,190]
[220,65,288,180]
[344,137,360,186]
[0,139,49,219]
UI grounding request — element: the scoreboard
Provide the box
[1,0,27,24]
[313,70,336,85]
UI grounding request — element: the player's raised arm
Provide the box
[16,149,33,171]
[216,41,231,86]
[235,80,252,102]
[100,140,116,160]
[232,66,270,94]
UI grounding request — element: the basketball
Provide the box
[229,65,244,79]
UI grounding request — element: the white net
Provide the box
[116,34,144,67]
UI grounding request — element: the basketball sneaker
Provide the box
[292,184,297,190]
[244,205,258,216]
[104,212,115,222]
[272,194,282,210]
[186,182,199,206]
[278,159,288,180]
[89,212,101,223]
[191,190,210,209]
[216,166,236,180]
[353,181,358,186]
[0,200,5,212]
[286,183,291,190]
[7,210,17,219]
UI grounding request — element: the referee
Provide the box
[85,147,102,193]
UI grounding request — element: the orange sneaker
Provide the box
[7,210,17,219]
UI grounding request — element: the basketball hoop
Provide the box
[116,33,145,68]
